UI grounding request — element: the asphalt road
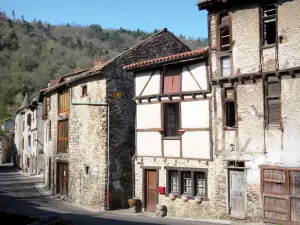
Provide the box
[0,163,225,225]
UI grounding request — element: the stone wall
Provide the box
[134,157,226,219]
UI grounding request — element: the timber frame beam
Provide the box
[211,67,300,87]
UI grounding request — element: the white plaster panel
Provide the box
[182,62,208,92]
[142,70,161,96]
[181,101,210,129]
[237,83,264,153]
[278,0,300,70]
[135,70,159,97]
[163,140,180,157]
[137,104,161,129]
[232,5,260,74]
[265,129,282,153]
[282,79,300,155]
[137,132,161,157]
[182,131,210,159]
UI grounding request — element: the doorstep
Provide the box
[108,209,233,225]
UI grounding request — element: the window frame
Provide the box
[217,12,232,53]
[57,119,69,153]
[58,88,70,115]
[264,76,281,129]
[48,120,52,141]
[222,87,237,130]
[260,1,278,47]
[163,103,180,139]
[81,85,88,97]
[166,167,208,199]
[162,66,182,94]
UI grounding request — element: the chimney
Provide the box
[94,60,105,67]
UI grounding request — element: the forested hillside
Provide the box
[0,9,208,120]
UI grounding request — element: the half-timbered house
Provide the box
[124,49,217,218]
[199,0,300,223]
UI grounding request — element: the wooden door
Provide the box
[48,158,51,190]
[145,170,157,212]
[290,171,300,223]
[57,162,68,195]
[229,170,246,219]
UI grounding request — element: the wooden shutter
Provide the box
[266,79,281,126]
[163,67,182,94]
[42,97,48,120]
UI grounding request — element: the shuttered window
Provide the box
[218,12,232,52]
[58,89,70,114]
[58,120,69,153]
[163,67,182,94]
[164,103,179,137]
[265,77,281,127]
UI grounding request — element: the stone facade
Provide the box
[43,29,191,211]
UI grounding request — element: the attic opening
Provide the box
[262,3,277,45]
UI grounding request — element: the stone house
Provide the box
[15,95,44,172]
[198,0,300,224]
[40,29,191,211]
[124,49,214,217]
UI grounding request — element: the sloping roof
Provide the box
[198,0,227,10]
[124,49,208,71]
[43,28,191,95]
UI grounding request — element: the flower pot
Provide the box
[169,194,177,201]
[178,129,185,135]
[182,195,189,202]
[195,197,203,204]
[128,198,139,207]
[158,128,164,135]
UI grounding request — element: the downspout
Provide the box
[69,86,111,211]
[132,153,136,197]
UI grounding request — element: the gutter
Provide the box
[69,86,111,211]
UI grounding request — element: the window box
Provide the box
[169,193,177,201]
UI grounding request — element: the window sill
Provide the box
[162,136,180,140]
[168,193,208,201]
[266,125,281,131]
[261,44,276,49]
[223,126,237,131]
[81,95,88,98]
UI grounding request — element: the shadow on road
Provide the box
[1,163,213,225]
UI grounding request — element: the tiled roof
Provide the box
[198,0,226,9]
[124,49,208,71]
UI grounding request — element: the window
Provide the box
[85,166,90,175]
[167,169,207,198]
[27,114,31,126]
[170,171,179,193]
[82,85,88,97]
[22,138,24,149]
[164,103,179,137]
[23,121,25,131]
[221,56,231,77]
[218,12,231,52]
[58,119,69,153]
[265,77,281,127]
[48,120,52,141]
[223,88,236,128]
[195,172,206,196]
[163,66,182,94]
[58,89,70,114]
[261,2,277,45]
[182,172,192,194]
[28,135,31,147]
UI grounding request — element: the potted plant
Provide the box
[195,197,203,204]
[169,193,177,201]
[158,128,164,134]
[178,129,185,135]
[182,195,189,202]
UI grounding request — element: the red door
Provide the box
[145,170,157,212]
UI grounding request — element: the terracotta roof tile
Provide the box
[124,49,208,71]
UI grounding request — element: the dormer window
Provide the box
[261,2,277,46]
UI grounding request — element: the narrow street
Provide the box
[0,163,226,225]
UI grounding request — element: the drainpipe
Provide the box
[69,87,111,211]
[132,153,136,198]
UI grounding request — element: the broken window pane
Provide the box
[221,56,231,77]
[226,101,236,127]
[264,4,276,17]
